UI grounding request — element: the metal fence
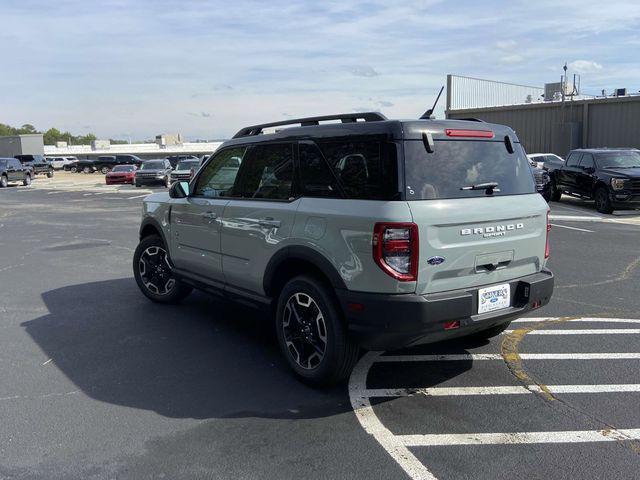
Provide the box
[446,75,544,111]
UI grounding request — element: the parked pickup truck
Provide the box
[14,155,54,178]
[548,148,640,213]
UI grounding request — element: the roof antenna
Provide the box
[420,86,444,119]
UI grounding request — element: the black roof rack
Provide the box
[232,112,388,138]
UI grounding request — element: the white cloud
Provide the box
[569,60,604,73]
[496,40,517,50]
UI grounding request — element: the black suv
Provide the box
[15,155,53,178]
[93,155,144,174]
[549,148,640,213]
[1,158,32,187]
[166,155,199,168]
[135,159,173,187]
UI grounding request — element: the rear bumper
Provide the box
[337,269,554,350]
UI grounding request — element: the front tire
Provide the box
[550,179,562,202]
[595,187,614,214]
[83,166,92,174]
[101,166,110,175]
[47,169,54,178]
[0,174,7,188]
[133,235,192,304]
[70,166,78,173]
[275,275,359,386]
[23,174,31,186]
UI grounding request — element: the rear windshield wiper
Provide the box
[460,182,500,194]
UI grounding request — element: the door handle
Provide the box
[258,217,281,228]
[201,211,217,221]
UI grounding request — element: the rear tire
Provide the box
[0,174,7,188]
[47,169,54,178]
[101,166,110,175]
[83,166,92,174]
[594,187,614,214]
[133,235,192,304]
[70,166,78,173]
[23,174,31,186]
[275,275,359,386]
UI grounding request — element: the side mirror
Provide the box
[169,181,189,198]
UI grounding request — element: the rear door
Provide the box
[170,146,246,284]
[558,152,582,193]
[403,138,548,295]
[220,143,298,295]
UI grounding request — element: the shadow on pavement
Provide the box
[22,277,474,420]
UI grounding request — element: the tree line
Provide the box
[0,123,128,145]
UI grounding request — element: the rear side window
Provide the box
[298,142,339,198]
[317,140,399,200]
[230,144,293,200]
[404,140,535,200]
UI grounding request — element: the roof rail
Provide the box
[232,112,388,138]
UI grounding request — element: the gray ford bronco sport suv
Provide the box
[133,112,554,385]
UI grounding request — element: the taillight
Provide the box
[373,223,419,281]
[545,209,551,259]
[445,129,494,139]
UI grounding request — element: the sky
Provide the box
[1,0,639,140]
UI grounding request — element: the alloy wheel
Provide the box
[282,292,328,370]
[138,246,175,295]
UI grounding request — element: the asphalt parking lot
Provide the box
[1,176,639,480]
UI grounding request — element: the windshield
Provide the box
[141,161,165,170]
[0,160,6,168]
[112,165,135,172]
[404,140,535,200]
[597,151,640,168]
[176,160,200,171]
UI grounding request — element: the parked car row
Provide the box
[62,154,208,174]
[105,158,203,187]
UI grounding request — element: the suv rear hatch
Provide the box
[403,135,548,295]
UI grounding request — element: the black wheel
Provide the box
[469,321,511,340]
[47,169,54,178]
[0,174,7,188]
[133,235,192,304]
[135,183,141,188]
[275,275,359,386]
[594,187,614,214]
[101,166,109,175]
[23,174,31,186]
[549,179,562,202]
[83,166,92,174]
[70,166,78,173]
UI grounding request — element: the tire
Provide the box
[469,321,511,340]
[550,179,562,202]
[275,275,359,386]
[594,187,614,214]
[83,166,92,174]
[0,174,7,188]
[100,166,110,175]
[47,169,54,178]
[23,174,31,186]
[133,235,192,304]
[164,176,169,188]
[70,166,78,173]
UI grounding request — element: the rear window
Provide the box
[404,140,535,200]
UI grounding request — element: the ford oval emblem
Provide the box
[427,256,445,266]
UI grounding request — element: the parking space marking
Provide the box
[363,384,640,398]
[127,194,150,199]
[350,316,640,480]
[505,329,640,335]
[550,223,594,232]
[398,429,640,447]
[378,353,640,362]
[549,215,604,222]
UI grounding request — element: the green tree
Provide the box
[43,127,62,145]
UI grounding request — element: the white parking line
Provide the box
[362,384,640,398]
[377,353,640,362]
[505,329,640,335]
[513,317,640,324]
[549,214,604,222]
[127,194,149,199]
[550,223,594,232]
[398,429,640,447]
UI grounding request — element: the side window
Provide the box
[579,153,594,169]
[231,144,293,200]
[11,159,21,169]
[566,153,582,167]
[317,139,398,200]
[193,147,247,198]
[298,142,340,198]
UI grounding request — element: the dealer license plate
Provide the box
[478,283,510,314]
